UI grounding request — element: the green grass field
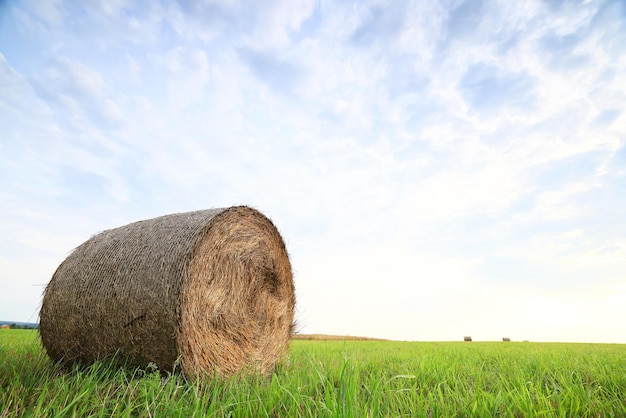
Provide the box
[1,329,625,417]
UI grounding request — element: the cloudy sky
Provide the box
[1,0,625,342]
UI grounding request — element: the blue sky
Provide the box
[1,0,625,342]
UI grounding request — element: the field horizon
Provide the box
[291,332,626,345]
[1,324,621,344]
[1,325,622,344]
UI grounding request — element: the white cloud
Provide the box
[0,53,50,126]
[24,0,64,26]
[245,0,318,48]
[161,46,213,108]
[523,183,591,221]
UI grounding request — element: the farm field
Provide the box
[1,329,625,417]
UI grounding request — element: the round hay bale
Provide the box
[463,336,472,342]
[39,206,295,377]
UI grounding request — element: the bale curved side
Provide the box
[39,206,295,377]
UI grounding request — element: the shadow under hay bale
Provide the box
[39,206,295,378]
[464,336,472,342]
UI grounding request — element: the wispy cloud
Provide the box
[237,47,304,95]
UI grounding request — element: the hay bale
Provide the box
[0,324,10,330]
[39,206,295,377]
[502,337,511,342]
[463,336,472,342]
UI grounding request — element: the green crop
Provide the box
[1,330,625,417]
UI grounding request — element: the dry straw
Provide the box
[39,206,295,378]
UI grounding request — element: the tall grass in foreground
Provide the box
[1,329,625,417]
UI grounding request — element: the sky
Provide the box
[1,0,625,343]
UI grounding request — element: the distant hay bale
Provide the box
[464,336,472,342]
[502,337,511,342]
[39,206,295,378]
[0,324,10,330]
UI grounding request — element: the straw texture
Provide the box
[39,206,294,377]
